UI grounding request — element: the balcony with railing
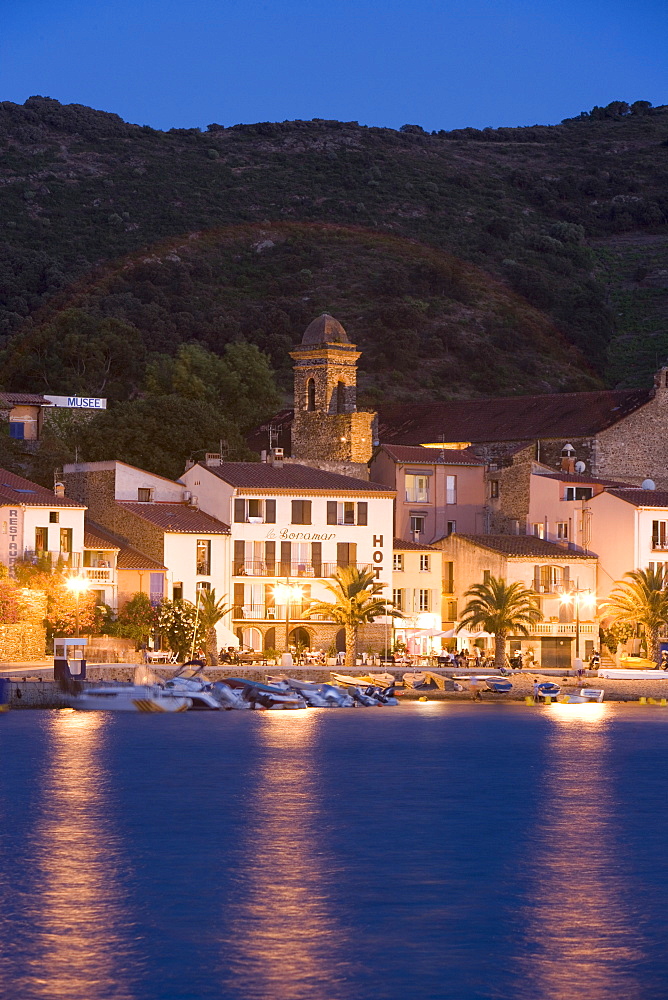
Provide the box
[23,549,81,569]
[233,603,316,620]
[233,560,372,578]
[83,566,114,583]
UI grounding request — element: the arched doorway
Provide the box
[241,627,262,652]
[263,627,276,652]
[288,627,311,651]
[335,628,346,652]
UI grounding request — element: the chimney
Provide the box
[54,481,65,498]
[205,453,222,467]
[268,447,284,469]
[560,443,576,473]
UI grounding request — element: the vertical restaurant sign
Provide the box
[8,508,19,567]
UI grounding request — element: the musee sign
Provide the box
[44,395,107,409]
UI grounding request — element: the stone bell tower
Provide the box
[289,314,375,479]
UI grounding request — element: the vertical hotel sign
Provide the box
[8,508,19,567]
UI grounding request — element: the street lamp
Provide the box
[559,578,596,659]
[273,581,304,657]
[66,576,90,638]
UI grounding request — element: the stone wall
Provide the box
[0,623,46,661]
[595,375,668,487]
[291,410,374,465]
[485,444,535,533]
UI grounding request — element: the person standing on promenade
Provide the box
[574,656,585,685]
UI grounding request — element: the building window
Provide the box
[35,527,48,553]
[534,565,564,594]
[59,527,72,555]
[149,573,164,606]
[419,554,430,572]
[490,480,499,499]
[137,488,153,502]
[532,523,545,539]
[234,498,276,523]
[392,588,404,611]
[446,600,457,620]
[49,511,59,523]
[196,539,211,575]
[173,583,183,601]
[196,581,211,594]
[336,381,346,414]
[291,500,312,525]
[327,501,367,526]
[446,521,456,536]
[483,569,491,584]
[446,475,457,505]
[410,514,426,537]
[565,487,593,501]
[393,553,404,571]
[444,561,454,593]
[9,422,24,440]
[405,474,429,503]
[418,589,431,612]
[557,522,568,540]
[653,521,668,549]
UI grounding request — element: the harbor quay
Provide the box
[5,663,668,709]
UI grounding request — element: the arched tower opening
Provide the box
[306,378,316,411]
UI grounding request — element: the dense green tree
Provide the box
[145,341,281,430]
[156,599,205,661]
[115,593,158,646]
[1,308,146,400]
[77,394,253,479]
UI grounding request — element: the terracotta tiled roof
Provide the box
[380,444,484,466]
[0,392,52,407]
[377,388,653,445]
[200,461,393,494]
[533,470,637,487]
[0,467,84,507]
[117,501,230,533]
[443,533,597,559]
[393,537,438,551]
[606,489,668,508]
[84,518,165,570]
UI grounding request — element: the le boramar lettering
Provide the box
[265,528,336,541]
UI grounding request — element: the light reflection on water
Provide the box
[222,710,353,1000]
[19,711,139,1000]
[516,703,646,1000]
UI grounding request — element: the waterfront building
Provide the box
[62,460,231,613]
[82,520,167,611]
[434,533,597,669]
[0,466,86,572]
[179,456,394,654]
[391,538,443,656]
[370,444,486,543]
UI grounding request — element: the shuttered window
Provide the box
[327,501,337,525]
[265,499,276,523]
[234,498,245,523]
[357,502,368,526]
[291,500,312,525]
[234,539,245,575]
[280,541,292,576]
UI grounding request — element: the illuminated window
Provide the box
[405,474,429,503]
[393,553,404,571]
[392,588,404,611]
[490,480,499,499]
[196,539,211,575]
[419,554,430,572]
[557,522,568,539]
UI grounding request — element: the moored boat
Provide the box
[71,685,191,712]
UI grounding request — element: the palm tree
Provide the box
[304,566,403,668]
[458,576,543,669]
[602,566,668,663]
[196,589,230,665]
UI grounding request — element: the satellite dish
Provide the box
[574,461,586,474]
[642,479,656,490]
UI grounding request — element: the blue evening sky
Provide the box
[2,0,667,132]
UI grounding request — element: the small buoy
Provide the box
[544,695,551,705]
[661,698,667,707]
[639,696,647,704]
[648,697,657,705]
[525,696,533,706]
[418,696,428,702]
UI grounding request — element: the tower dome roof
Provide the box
[301,313,349,345]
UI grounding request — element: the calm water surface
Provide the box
[1,703,667,1000]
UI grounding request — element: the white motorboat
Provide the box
[72,684,191,713]
[161,662,229,710]
[267,677,355,707]
[559,687,605,704]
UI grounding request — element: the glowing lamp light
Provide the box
[66,576,90,596]
[273,583,303,603]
